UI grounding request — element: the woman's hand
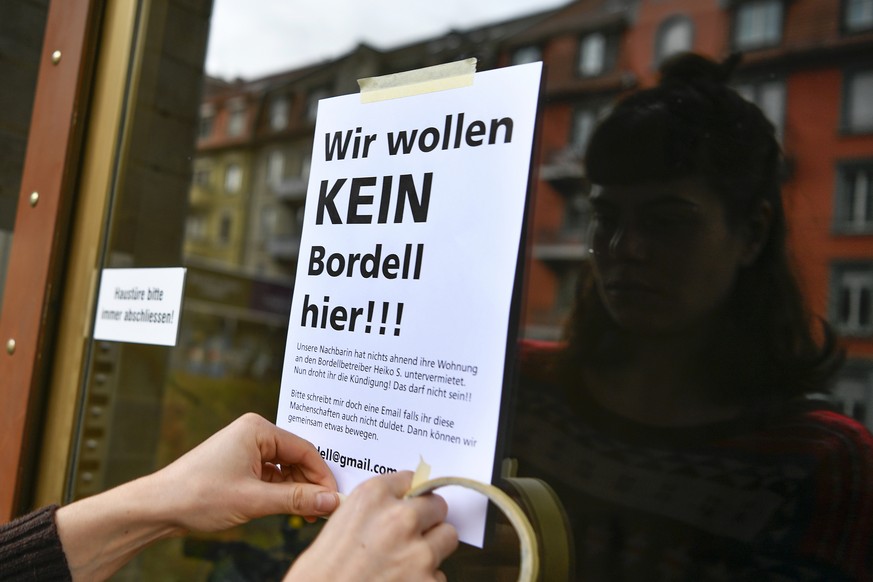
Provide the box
[151,412,339,531]
[286,470,459,581]
[56,413,339,581]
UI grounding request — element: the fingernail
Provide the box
[316,491,339,513]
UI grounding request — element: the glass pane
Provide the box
[571,108,596,153]
[60,1,873,580]
[866,171,873,222]
[736,0,782,47]
[849,70,873,130]
[732,80,785,140]
[759,80,785,138]
[512,45,541,65]
[0,1,49,310]
[852,169,869,225]
[847,0,873,31]
[860,287,871,326]
[579,33,605,76]
[659,19,693,60]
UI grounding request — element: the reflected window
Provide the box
[511,45,541,65]
[269,96,289,131]
[198,104,215,140]
[296,206,306,230]
[846,0,873,32]
[832,363,873,429]
[835,161,873,232]
[260,207,277,240]
[193,166,212,188]
[655,16,694,64]
[571,108,597,154]
[554,265,581,316]
[563,192,591,237]
[577,32,617,77]
[186,214,208,241]
[226,98,247,137]
[844,68,873,132]
[301,153,311,179]
[267,150,284,187]
[306,87,330,123]
[832,263,873,336]
[734,0,783,49]
[224,163,242,193]
[570,104,610,155]
[219,214,233,245]
[578,33,606,76]
[735,78,786,140]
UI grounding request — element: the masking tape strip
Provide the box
[412,456,432,487]
[358,58,477,103]
[407,475,539,582]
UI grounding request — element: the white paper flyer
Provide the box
[277,61,542,546]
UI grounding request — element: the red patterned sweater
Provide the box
[509,340,873,581]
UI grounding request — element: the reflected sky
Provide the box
[205,0,572,79]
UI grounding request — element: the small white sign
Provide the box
[92,268,186,346]
[277,62,542,547]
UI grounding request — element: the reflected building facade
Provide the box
[186,0,873,426]
[502,0,873,425]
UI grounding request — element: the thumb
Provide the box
[246,481,340,519]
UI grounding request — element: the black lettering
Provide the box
[325,130,353,161]
[308,246,325,275]
[395,173,431,223]
[418,127,439,152]
[330,306,348,330]
[301,294,318,327]
[387,130,418,155]
[347,176,377,224]
[489,117,514,144]
[377,176,392,224]
[316,179,346,224]
[326,254,344,276]
[465,120,486,146]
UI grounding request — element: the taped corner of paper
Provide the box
[358,58,477,103]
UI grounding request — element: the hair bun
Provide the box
[658,52,743,86]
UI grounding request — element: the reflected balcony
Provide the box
[539,147,588,197]
[188,185,213,208]
[523,308,570,341]
[532,228,589,262]
[272,177,308,202]
[266,234,300,260]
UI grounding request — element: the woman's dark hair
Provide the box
[560,51,844,404]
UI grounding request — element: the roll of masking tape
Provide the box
[405,459,539,582]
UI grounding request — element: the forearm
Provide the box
[50,413,339,580]
[56,475,183,581]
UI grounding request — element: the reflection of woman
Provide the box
[512,52,873,580]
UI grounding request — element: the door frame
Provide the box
[0,0,101,521]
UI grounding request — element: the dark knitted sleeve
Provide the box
[0,505,72,581]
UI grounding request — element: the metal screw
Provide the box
[29,192,39,207]
[6,339,15,355]
[51,50,62,65]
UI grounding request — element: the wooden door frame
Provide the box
[0,0,101,521]
[33,0,145,511]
